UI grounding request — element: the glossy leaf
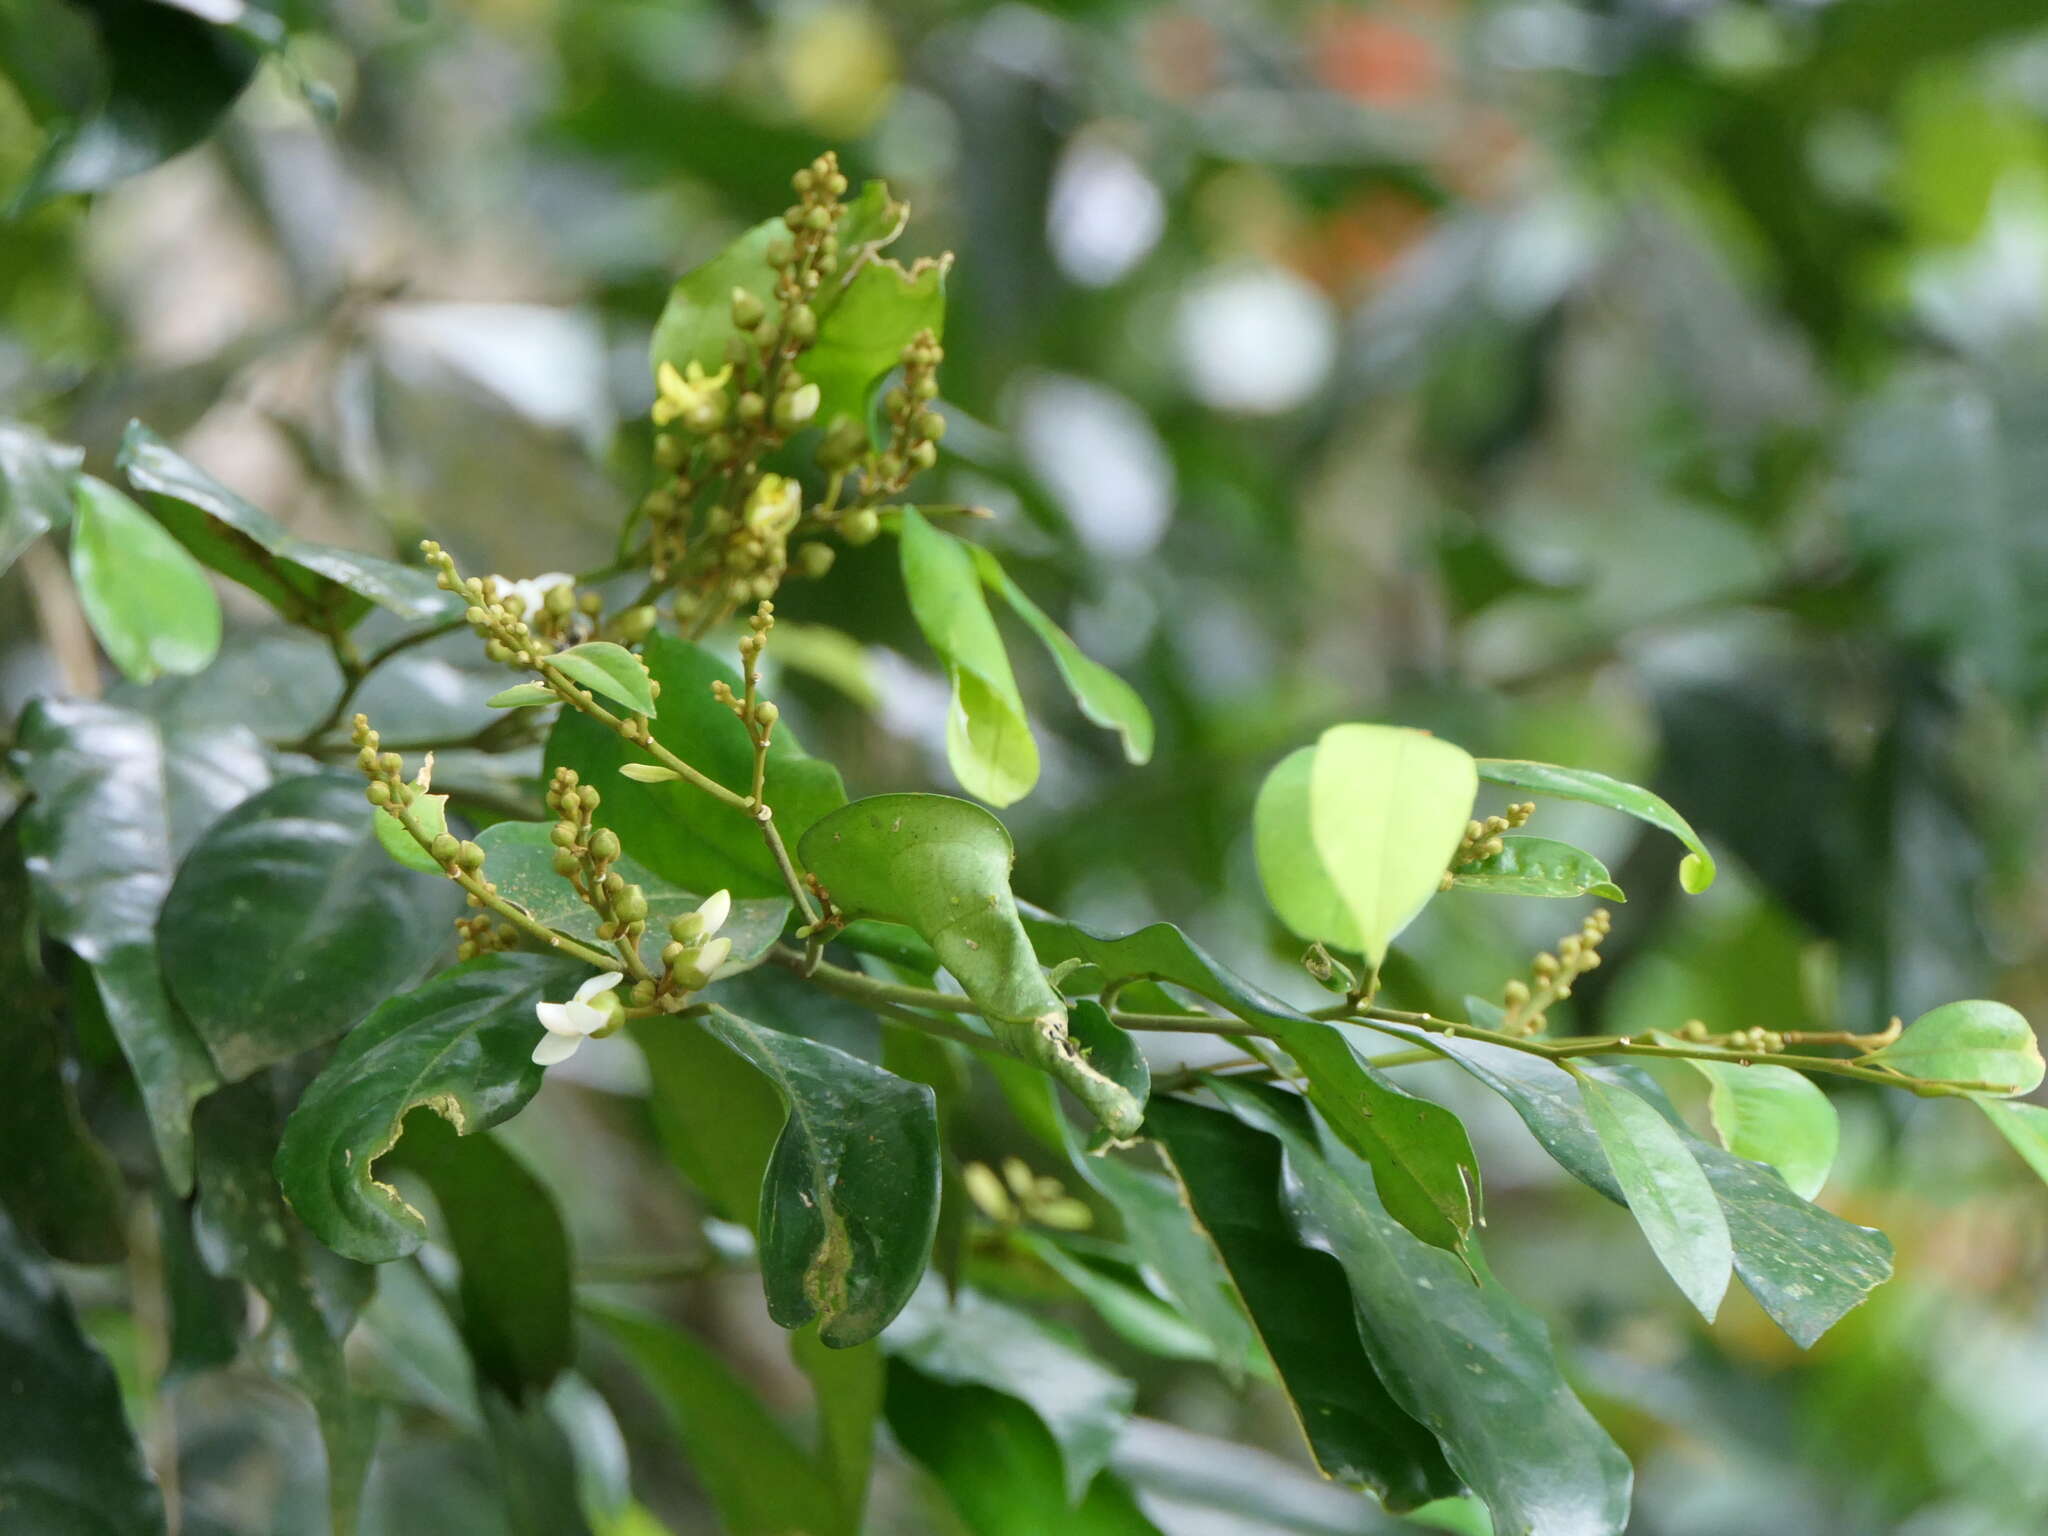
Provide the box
[1687,1060,1838,1200]
[194,1080,376,1536]
[70,474,222,683]
[969,544,1154,764]
[899,509,1039,806]
[1020,908,1480,1253]
[120,422,456,628]
[1066,998,1150,1115]
[800,794,1142,1136]
[1979,1099,2048,1189]
[1476,759,1716,892]
[12,698,269,1189]
[699,1003,941,1346]
[1257,725,1478,967]
[886,1359,1164,1536]
[276,953,591,1262]
[393,1113,573,1403]
[1146,1096,1459,1510]
[0,419,82,577]
[0,1209,166,1534]
[1210,1080,1634,1536]
[1413,1010,1892,1347]
[546,633,845,899]
[1451,835,1625,902]
[637,1015,786,1228]
[549,641,657,718]
[374,790,450,875]
[884,1281,1132,1502]
[475,821,785,976]
[488,683,557,709]
[586,1302,850,1536]
[803,255,947,430]
[1864,998,2044,1095]
[160,772,460,1080]
[792,1327,883,1527]
[1579,1073,1732,1321]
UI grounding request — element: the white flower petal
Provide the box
[697,889,732,936]
[532,1031,582,1066]
[574,971,625,1004]
[535,1001,583,1037]
[695,936,732,976]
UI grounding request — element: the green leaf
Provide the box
[800,794,1142,1136]
[803,255,947,431]
[1476,759,1716,893]
[1578,1073,1732,1321]
[698,1003,940,1346]
[1417,1012,1892,1347]
[10,1,264,210]
[549,641,657,718]
[375,792,450,875]
[194,1080,377,1536]
[392,1113,573,1403]
[885,1359,1164,1536]
[1020,909,1480,1253]
[475,821,786,976]
[480,1385,597,1536]
[1258,724,1478,968]
[899,509,1039,807]
[276,953,591,1262]
[648,218,783,381]
[586,1302,850,1536]
[792,1327,883,1528]
[1864,998,2044,1095]
[119,421,457,628]
[70,474,222,683]
[0,822,125,1263]
[1066,998,1149,1115]
[0,1209,166,1534]
[159,772,461,1080]
[637,1015,786,1228]
[968,545,1153,764]
[1013,1232,1217,1363]
[883,1282,1133,1503]
[12,698,270,1189]
[1686,1060,1838,1201]
[1979,1098,2048,1188]
[1451,835,1625,902]
[1145,1096,1460,1510]
[0,419,82,577]
[1208,1080,1634,1536]
[546,633,846,899]
[488,683,557,709]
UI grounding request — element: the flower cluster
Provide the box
[1500,908,1612,1036]
[962,1157,1092,1232]
[1442,801,1535,888]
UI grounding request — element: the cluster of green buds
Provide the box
[962,1157,1092,1232]
[1670,1018,1789,1057]
[454,913,519,962]
[544,766,647,947]
[815,327,946,539]
[661,889,733,996]
[708,601,780,762]
[1500,908,1613,1036]
[1443,802,1535,888]
[352,714,494,896]
[426,542,584,668]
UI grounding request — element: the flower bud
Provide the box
[743,474,803,537]
[786,305,817,343]
[840,507,881,545]
[552,849,580,877]
[661,940,685,967]
[614,605,658,644]
[456,841,486,871]
[589,827,621,863]
[653,434,686,471]
[366,781,392,806]
[614,885,648,924]
[673,935,733,991]
[550,821,578,847]
[796,542,835,579]
[730,286,765,330]
[630,979,657,1007]
[774,381,821,430]
[752,700,779,728]
[670,911,708,945]
[430,833,461,865]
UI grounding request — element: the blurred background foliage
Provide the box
[8,0,2048,1531]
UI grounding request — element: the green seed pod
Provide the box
[589,827,621,863]
[430,833,461,864]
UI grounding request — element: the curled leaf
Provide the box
[1477,759,1715,892]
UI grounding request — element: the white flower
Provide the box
[494,571,574,616]
[697,888,732,935]
[532,971,624,1066]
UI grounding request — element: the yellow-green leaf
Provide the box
[1865,999,2043,1095]
[70,475,221,684]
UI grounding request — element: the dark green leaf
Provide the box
[1578,1073,1732,1321]
[792,1327,883,1527]
[886,1359,1164,1536]
[1146,1096,1459,1509]
[0,1208,165,1534]
[475,821,785,976]
[119,422,456,628]
[1864,998,2044,1094]
[899,509,1038,807]
[276,953,590,1262]
[699,1003,940,1346]
[803,255,946,431]
[1476,759,1715,892]
[1021,908,1480,1253]
[1209,1080,1633,1536]
[1015,1231,1218,1362]
[194,1080,376,1536]
[0,419,82,576]
[159,772,461,1081]
[154,1180,243,1383]
[12,697,269,1189]
[636,1014,786,1227]
[10,0,265,210]
[0,822,125,1263]
[801,795,1142,1135]
[548,641,657,718]
[1066,999,1149,1115]
[968,545,1153,764]
[545,632,845,899]
[883,1282,1132,1503]
[1451,835,1625,902]
[69,474,222,683]
[479,1385,595,1536]
[586,1301,850,1536]
[392,1113,573,1403]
